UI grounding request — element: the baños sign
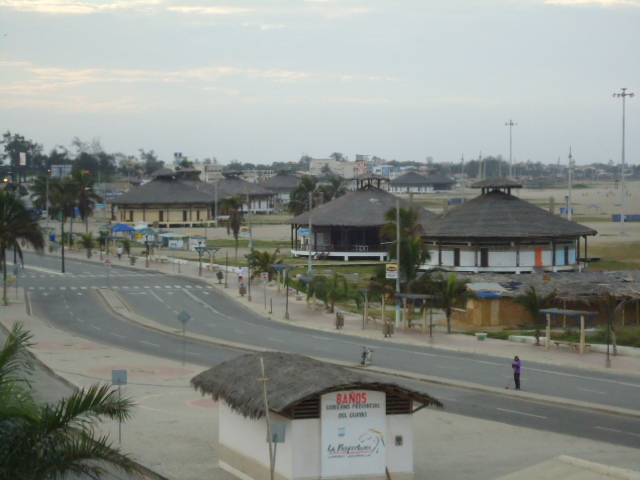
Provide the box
[321,390,386,476]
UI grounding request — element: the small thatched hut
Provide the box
[422,178,597,273]
[191,352,442,480]
[388,171,456,193]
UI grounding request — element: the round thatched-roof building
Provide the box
[192,352,442,480]
[288,183,436,261]
[422,178,597,273]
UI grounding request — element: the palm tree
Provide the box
[380,205,430,288]
[319,176,347,202]
[221,196,243,261]
[0,190,45,305]
[593,289,624,357]
[288,176,320,216]
[49,177,78,247]
[308,272,358,313]
[430,273,476,334]
[513,286,557,345]
[248,248,282,280]
[70,169,103,233]
[29,174,50,213]
[0,323,140,479]
[78,233,96,259]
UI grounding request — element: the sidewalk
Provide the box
[3,248,640,480]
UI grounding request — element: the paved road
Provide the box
[23,252,640,413]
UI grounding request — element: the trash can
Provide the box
[383,322,395,337]
[239,283,247,297]
[335,311,344,329]
[216,271,224,284]
[130,256,136,266]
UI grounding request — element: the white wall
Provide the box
[386,414,414,473]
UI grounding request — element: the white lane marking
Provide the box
[149,291,164,304]
[69,312,74,316]
[268,338,284,343]
[91,325,101,331]
[233,330,247,335]
[310,335,332,341]
[496,408,547,419]
[111,333,125,338]
[77,318,84,323]
[140,341,160,347]
[186,351,200,356]
[436,397,458,402]
[577,388,606,395]
[595,426,640,438]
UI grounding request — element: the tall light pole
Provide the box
[567,148,574,221]
[505,120,517,179]
[308,191,313,275]
[395,199,401,328]
[613,88,634,235]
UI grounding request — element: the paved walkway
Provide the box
[2,248,640,480]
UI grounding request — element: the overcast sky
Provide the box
[1,0,639,167]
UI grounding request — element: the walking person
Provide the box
[512,356,522,391]
[117,246,123,260]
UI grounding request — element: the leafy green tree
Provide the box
[29,174,50,212]
[0,323,140,479]
[139,149,164,176]
[222,196,243,261]
[513,286,557,345]
[1,131,45,177]
[0,190,45,304]
[248,248,282,280]
[430,273,476,334]
[308,272,359,313]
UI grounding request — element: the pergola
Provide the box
[396,293,437,335]
[540,308,598,354]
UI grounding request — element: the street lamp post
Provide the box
[505,119,517,179]
[358,289,369,330]
[613,88,634,235]
[272,264,294,320]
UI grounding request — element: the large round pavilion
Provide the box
[422,178,598,273]
[288,180,436,261]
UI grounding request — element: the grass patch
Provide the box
[588,242,640,271]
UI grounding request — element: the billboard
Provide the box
[321,390,386,476]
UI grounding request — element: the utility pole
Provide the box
[395,199,401,328]
[505,120,517,179]
[613,88,634,235]
[308,191,313,274]
[567,148,574,221]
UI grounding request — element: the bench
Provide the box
[553,341,591,353]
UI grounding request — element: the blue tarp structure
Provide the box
[110,223,136,237]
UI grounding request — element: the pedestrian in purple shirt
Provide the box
[512,356,522,390]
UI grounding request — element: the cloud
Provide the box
[0,0,161,14]
[545,0,639,5]
[167,6,253,15]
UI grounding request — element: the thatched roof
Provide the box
[390,172,455,186]
[289,185,436,227]
[151,167,175,178]
[471,177,523,189]
[110,177,216,205]
[217,176,273,197]
[260,174,301,191]
[425,190,597,239]
[191,352,443,420]
[458,270,640,300]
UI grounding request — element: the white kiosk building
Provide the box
[191,352,443,480]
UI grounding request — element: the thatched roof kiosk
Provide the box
[389,171,456,193]
[422,178,597,273]
[192,352,442,480]
[217,171,276,214]
[288,179,436,261]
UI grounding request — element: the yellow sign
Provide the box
[386,263,398,279]
[240,226,250,237]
